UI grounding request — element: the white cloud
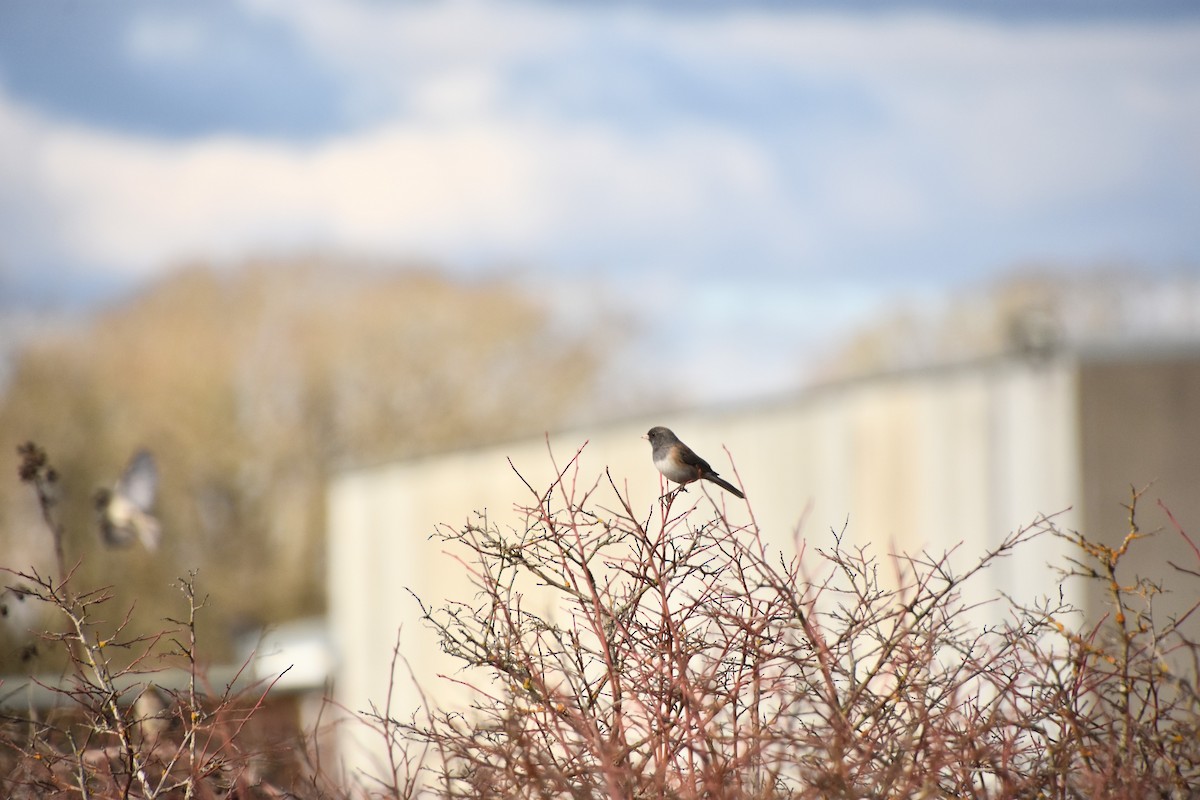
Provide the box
[0,87,786,278]
[1,2,1198,288]
[249,1,1200,252]
[682,12,1200,216]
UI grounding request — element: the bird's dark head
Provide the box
[645,427,677,448]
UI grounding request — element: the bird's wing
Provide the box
[677,445,715,476]
[117,449,159,512]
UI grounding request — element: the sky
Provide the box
[1,0,1199,403]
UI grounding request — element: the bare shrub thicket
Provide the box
[376,449,1200,799]
[1,444,342,799]
[6,440,1198,799]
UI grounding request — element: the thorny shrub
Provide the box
[371,447,1200,800]
[6,441,1199,799]
[1,443,342,799]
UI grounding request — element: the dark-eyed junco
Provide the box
[94,449,162,551]
[645,426,744,499]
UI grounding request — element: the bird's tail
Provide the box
[135,511,163,552]
[704,473,745,499]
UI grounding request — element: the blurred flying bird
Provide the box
[95,449,162,551]
[645,426,744,499]
[133,683,175,746]
[1,584,40,663]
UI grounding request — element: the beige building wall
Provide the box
[328,352,1102,775]
[1077,351,1200,635]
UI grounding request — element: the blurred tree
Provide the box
[0,257,608,671]
[815,265,1200,380]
